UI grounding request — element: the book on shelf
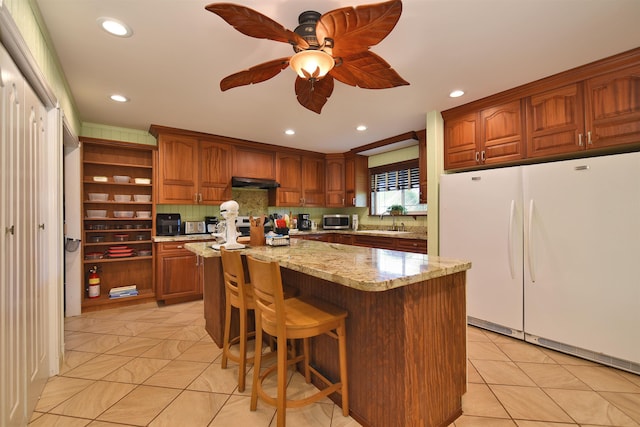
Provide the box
[109,290,139,299]
[109,284,137,295]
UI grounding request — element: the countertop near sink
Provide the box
[290,229,427,240]
[153,234,216,243]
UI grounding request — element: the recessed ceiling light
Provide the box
[97,17,133,37]
[285,129,295,135]
[356,125,367,131]
[449,89,465,98]
[110,94,129,103]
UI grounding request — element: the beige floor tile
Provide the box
[467,327,491,342]
[64,317,101,332]
[467,360,484,384]
[64,332,103,350]
[496,341,556,364]
[545,388,638,426]
[137,309,182,323]
[187,361,244,394]
[175,340,222,363]
[139,339,196,359]
[516,362,590,390]
[149,390,228,427]
[453,415,517,426]
[97,385,180,426]
[87,421,139,426]
[104,336,162,356]
[58,350,99,374]
[108,320,156,337]
[599,391,640,423]
[563,365,640,392]
[49,380,136,419]
[285,372,334,405]
[472,360,536,386]
[619,371,640,388]
[101,357,171,384]
[273,401,334,427]
[331,410,363,427]
[207,395,275,427]
[490,385,573,423]
[540,348,600,367]
[143,360,209,389]
[35,376,94,412]
[72,334,131,354]
[514,421,578,426]
[28,413,91,426]
[468,341,510,361]
[462,383,510,419]
[80,319,129,334]
[161,311,204,325]
[166,324,209,341]
[136,324,186,340]
[63,354,133,380]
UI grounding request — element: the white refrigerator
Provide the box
[440,152,640,372]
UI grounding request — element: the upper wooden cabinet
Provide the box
[325,154,346,207]
[527,65,640,158]
[271,153,325,207]
[232,146,275,179]
[157,133,231,204]
[345,154,368,207]
[444,48,640,170]
[444,100,524,170]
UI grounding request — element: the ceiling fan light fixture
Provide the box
[289,50,335,80]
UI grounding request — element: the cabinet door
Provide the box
[325,156,345,207]
[199,140,232,204]
[345,154,368,207]
[301,156,325,206]
[481,100,525,164]
[275,153,302,206]
[526,83,585,158]
[232,146,275,179]
[157,134,198,204]
[395,239,427,254]
[156,248,202,300]
[584,64,640,149]
[444,112,479,170]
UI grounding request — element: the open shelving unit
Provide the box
[81,137,157,311]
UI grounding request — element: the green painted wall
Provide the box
[81,122,156,145]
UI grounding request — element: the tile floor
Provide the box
[30,300,640,427]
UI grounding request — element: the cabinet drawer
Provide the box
[395,239,427,254]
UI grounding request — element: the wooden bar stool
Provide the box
[246,255,349,427]
[219,247,259,392]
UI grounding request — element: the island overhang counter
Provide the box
[185,239,471,427]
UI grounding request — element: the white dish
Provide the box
[134,177,151,184]
[136,211,151,218]
[93,176,108,182]
[133,194,151,202]
[114,194,132,202]
[86,209,107,218]
[113,175,131,183]
[88,193,108,201]
[113,210,134,218]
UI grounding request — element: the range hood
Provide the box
[231,176,280,189]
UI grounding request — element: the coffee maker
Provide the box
[298,213,311,231]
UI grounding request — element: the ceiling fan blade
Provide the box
[205,3,309,49]
[329,51,409,89]
[316,0,402,57]
[295,75,335,114]
[220,57,290,91]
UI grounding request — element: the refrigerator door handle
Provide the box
[527,199,536,283]
[508,199,515,279]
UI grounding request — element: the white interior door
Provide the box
[523,153,640,363]
[440,166,524,333]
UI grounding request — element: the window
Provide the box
[369,160,427,215]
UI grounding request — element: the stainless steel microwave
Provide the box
[322,214,350,229]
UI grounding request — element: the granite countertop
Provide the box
[153,234,217,243]
[291,229,427,240]
[185,239,470,292]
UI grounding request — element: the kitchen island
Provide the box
[186,239,471,427]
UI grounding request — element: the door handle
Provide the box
[526,199,536,283]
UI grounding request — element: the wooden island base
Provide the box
[201,254,467,427]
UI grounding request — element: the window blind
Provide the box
[370,163,420,192]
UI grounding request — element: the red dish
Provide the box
[108,252,135,258]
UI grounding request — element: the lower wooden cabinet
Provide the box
[155,241,206,303]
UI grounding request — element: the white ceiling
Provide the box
[35,0,640,153]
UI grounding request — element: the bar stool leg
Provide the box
[276,334,288,427]
[303,338,311,383]
[238,303,248,392]
[338,322,349,416]
[250,317,263,411]
[221,297,232,369]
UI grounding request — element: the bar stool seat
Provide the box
[246,255,349,427]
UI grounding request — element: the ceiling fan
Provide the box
[205,1,409,114]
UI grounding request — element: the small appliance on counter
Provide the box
[184,220,206,235]
[322,214,350,230]
[156,213,181,236]
[297,213,311,231]
[235,216,251,236]
[205,216,218,233]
